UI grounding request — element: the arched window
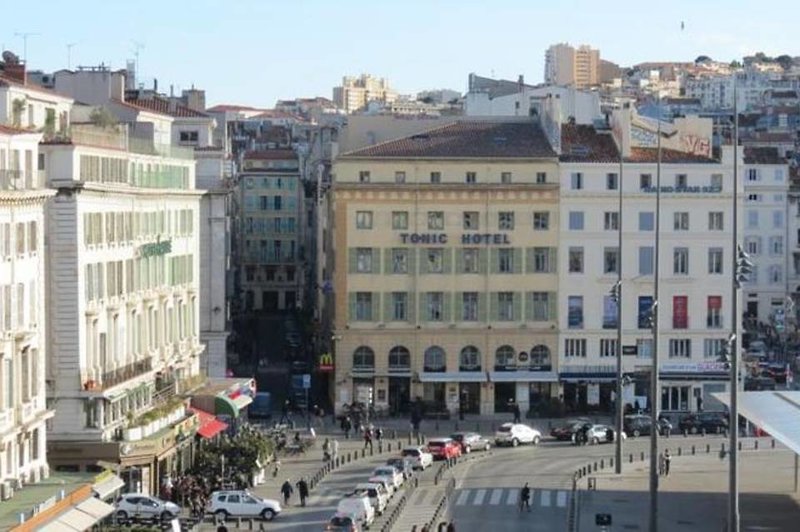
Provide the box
[353,346,375,371]
[530,345,551,367]
[424,346,446,372]
[389,346,410,370]
[459,346,481,371]
[495,345,515,370]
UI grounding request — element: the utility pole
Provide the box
[66,42,77,70]
[614,147,624,474]
[14,32,40,63]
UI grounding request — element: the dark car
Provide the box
[450,432,492,453]
[678,412,729,434]
[623,414,672,437]
[745,376,776,391]
[550,417,592,441]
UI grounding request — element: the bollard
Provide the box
[609,457,614,469]
[678,447,681,456]
[600,459,604,469]
[754,440,758,450]
[362,449,366,458]
[582,466,587,476]
[388,443,392,453]
[721,443,726,455]
[593,462,598,472]
[738,441,742,451]
[408,432,413,444]
[640,451,645,462]
[706,444,710,454]
[629,454,633,463]
[392,429,397,439]
[772,439,776,449]
[692,445,695,455]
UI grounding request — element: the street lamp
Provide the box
[609,280,623,474]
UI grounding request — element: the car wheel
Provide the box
[215,509,229,521]
[591,437,599,445]
[633,429,641,438]
[690,426,698,435]
[511,438,519,447]
[116,510,128,522]
[261,509,276,521]
[532,436,541,446]
[160,511,174,522]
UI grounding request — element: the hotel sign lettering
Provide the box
[137,238,173,258]
[399,233,511,245]
[642,186,722,194]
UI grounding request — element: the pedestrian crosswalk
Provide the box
[454,488,570,509]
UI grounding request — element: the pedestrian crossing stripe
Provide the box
[454,488,570,508]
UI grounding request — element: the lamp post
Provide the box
[615,142,625,474]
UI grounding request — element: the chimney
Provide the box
[4,62,26,84]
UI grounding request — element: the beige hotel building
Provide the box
[330,120,561,416]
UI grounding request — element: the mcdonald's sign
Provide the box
[318,353,334,372]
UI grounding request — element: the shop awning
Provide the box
[418,372,487,383]
[92,473,125,499]
[232,394,253,410]
[190,407,229,439]
[489,371,559,383]
[38,497,112,532]
[214,394,252,418]
[559,373,616,383]
[75,496,115,521]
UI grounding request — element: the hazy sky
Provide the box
[2,0,797,108]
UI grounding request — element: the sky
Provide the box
[2,0,798,108]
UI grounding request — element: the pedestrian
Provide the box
[363,426,373,452]
[272,459,281,478]
[296,478,309,507]
[447,522,456,532]
[658,452,665,476]
[280,399,291,425]
[280,479,294,505]
[520,482,531,512]
[375,426,383,452]
[332,438,340,460]
[342,416,352,439]
[512,402,521,424]
[663,450,671,476]
[322,438,331,461]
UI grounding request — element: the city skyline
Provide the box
[2,0,798,107]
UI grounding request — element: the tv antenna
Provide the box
[131,40,145,73]
[14,31,40,63]
[66,42,78,70]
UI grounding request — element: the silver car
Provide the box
[115,494,181,522]
[583,424,626,445]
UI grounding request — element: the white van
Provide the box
[367,476,395,498]
[354,483,389,515]
[336,493,375,528]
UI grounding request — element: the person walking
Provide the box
[375,426,383,452]
[663,449,672,476]
[296,478,309,507]
[322,438,331,461]
[342,416,352,439]
[280,479,294,506]
[512,402,521,424]
[519,482,531,512]
[363,426,374,452]
[658,452,665,476]
[446,522,456,532]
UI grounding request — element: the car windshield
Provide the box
[428,441,445,447]
[451,434,464,441]
[330,516,353,526]
[497,426,511,433]
[402,450,418,456]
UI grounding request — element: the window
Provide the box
[462,292,479,321]
[495,345,515,369]
[567,296,584,328]
[710,173,723,189]
[640,173,652,189]
[773,210,784,229]
[604,212,619,230]
[603,295,618,329]
[359,171,371,183]
[356,248,373,273]
[568,211,584,230]
[463,211,479,230]
[673,295,688,329]
[391,292,408,321]
[426,292,444,321]
[530,345,551,367]
[532,247,554,273]
[465,171,477,184]
[428,211,444,230]
[639,246,654,275]
[498,292,515,321]
[389,346,410,369]
[637,338,653,359]
[673,247,689,275]
[459,346,481,371]
[669,339,691,358]
[675,173,688,188]
[424,346,446,372]
[638,296,655,329]
[498,248,514,273]
[394,171,406,184]
[353,346,375,370]
[603,247,619,274]
[674,212,689,231]
[355,292,373,321]
[564,338,587,357]
[533,212,550,230]
[430,171,441,184]
[461,248,479,273]
[426,248,443,273]
[531,292,551,321]
[570,172,584,190]
[606,172,619,190]
[770,236,784,256]
[392,211,408,230]
[179,130,199,143]
[708,212,723,230]
[356,211,373,229]
[536,172,547,184]
[501,172,512,184]
[706,296,722,328]
[769,265,783,284]
[498,212,515,230]
[708,248,723,274]
[704,339,725,359]
[600,338,618,357]
[568,247,584,273]
[747,168,759,182]
[392,249,408,274]
[639,212,654,231]
[747,210,758,229]
[747,193,761,202]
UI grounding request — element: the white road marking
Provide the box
[456,490,471,506]
[556,490,568,507]
[473,488,487,505]
[505,488,519,505]
[489,488,503,505]
[540,489,552,507]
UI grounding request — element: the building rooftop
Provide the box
[0,472,95,531]
[121,96,209,118]
[625,147,717,164]
[242,149,297,160]
[206,104,267,113]
[744,147,786,165]
[341,121,557,159]
[559,123,620,163]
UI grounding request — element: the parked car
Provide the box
[401,446,434,470]
[367,476,395,498]
[336,493,375,528]
[549,417,592,441]
[371,466,404,490]
[353,483,389,516]
[115,494,181,522]
[494,423,542,447]
[745,376,777,391]
[208,490,281,521]
[623,414,672,437]
[326,511,363,531]
[450,432,491,453]
[583,424,626,445]
[426,438,462,460]
[678,412,729,434]
[385,457,414,480]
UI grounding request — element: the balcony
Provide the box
[89,357,153,390]
[67,125,194,160]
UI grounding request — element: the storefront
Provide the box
[388,375,411,416]
[417,372,489,415]
[489,370,559,414]
[559,366,617,414]
[660,362,730,414]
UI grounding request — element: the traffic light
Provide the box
[735,244,753,288]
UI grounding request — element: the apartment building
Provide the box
[330,120,561,416]
[544,43,600,89]
[332,74,398,114]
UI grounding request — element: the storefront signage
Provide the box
[318,353,334,372]
[399,233,511,245]
[661,362,728,373]
[622,345,638,356]
[642,186,722,194]
[137,238,172,258]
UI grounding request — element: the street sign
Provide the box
[622,345,638,355]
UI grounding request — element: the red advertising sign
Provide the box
[673,296,688,329]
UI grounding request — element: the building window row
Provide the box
[350,343,551,372]
[0,221,38,258]
[243,194,299,213]
[243,175,298,190]
[567,294,723,331]
[349,247,557,275]
[360,210,555,231]
[83,209,194,248]
[244,216,297,235]
[357,170,548,185]
[85,254,194,302]
[0,280,37,332]
[79,156,190,188]
[568,210,725,232]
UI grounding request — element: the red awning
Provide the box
[190,407,228,439]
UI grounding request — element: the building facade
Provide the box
[333,74,398,114]
[544,43,600,89]
[330,121,561,416]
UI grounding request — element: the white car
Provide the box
[115,494,181,522]
[208,490,282,521]
[371,466,404,490]
[494,423,542,447]
[354,482,389,515]
[336,493,375,528]
[401,446,434,470]
[583,424,627,445]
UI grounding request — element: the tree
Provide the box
[89,106,118,129]
[776,54,794,70]
[729,60,742,69]
[695,55,712,64]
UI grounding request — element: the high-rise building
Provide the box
[544,43,600,89]
[333,74,398,114]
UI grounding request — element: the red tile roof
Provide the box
[206,104,267,113]
[342,121,556,159]
[559,124,620,163]
[744,147,786,165]
[625,147,717,164]
[123,96,209,118]
[0,75,73,100]
[243,149,297,160]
